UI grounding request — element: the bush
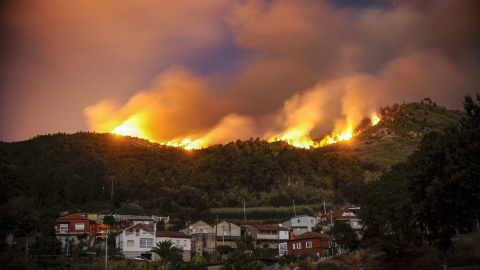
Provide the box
[316,262,348,270]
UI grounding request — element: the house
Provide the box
[317,206,362,235]
[156,231,191,262]
[91,223,111,243]
[180,220,216,254]
[212,221,241,247]
[116,223,156,260]
[245,225,289,248]
[287,232,334,258]
[180,220,213,234]
[282,215,321,236]
[55,213,91,249]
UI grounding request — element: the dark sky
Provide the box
[1,0,479,144]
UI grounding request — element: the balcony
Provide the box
[256,235,279,240]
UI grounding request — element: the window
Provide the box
[127,240,134,247]
[296,243,302,249]
[143,230,147,234]
[75,223,84,230]
[292,244,296,250]
[306,241,312,248]
[140,238,153,248]
[136,229,140,236]
[60,224,68,233]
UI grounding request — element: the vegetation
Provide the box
[0,96,475,269]
[150,240,182,265]
[360,94,480,268]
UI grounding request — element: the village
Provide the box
[7,206,362,269]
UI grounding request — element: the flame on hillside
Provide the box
[89,68,385,151]
[110,113,381,150]
[268,113,381,149]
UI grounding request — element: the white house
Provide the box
[116,223,156,260]
[156,231,192,262]
[282,215,321,236]
[115,223,192,262]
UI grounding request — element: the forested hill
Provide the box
[0,99,462,224]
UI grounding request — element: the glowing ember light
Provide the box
[111,117,151,140]
[269,114,381,149]
[111,113,381,150]
[160,138,204,150]
[371,114,381,125]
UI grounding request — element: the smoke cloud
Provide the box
[1,0,479,143]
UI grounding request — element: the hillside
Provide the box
[0,99,463,232]
[322,100,462,172]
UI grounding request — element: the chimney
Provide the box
[290,231,295,240]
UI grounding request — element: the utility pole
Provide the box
[243,202,246,221]
[105,227,108,270]
[111,177,114,201]
[214,223,218,263]
[293,200,296,216]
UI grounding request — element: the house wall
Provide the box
[116,230,156,260]
[57,220,90,234]
[287,238,330,257]
[245,227,258,240]
[214,222,241,237]
[156,237,191,262]
[181,221,213,235]
[283,216,320,236]
[190,233,216,254]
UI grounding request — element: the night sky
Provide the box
[1,0,479,144]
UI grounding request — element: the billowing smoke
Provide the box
[83,0,479,146]
[1,0,478,142]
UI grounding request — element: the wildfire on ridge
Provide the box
[111,114,381,150]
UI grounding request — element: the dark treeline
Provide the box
[0,130,366,227]
[360,94,480,267]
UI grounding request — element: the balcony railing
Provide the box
[256,235,279,240]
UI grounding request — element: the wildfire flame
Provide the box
[110,113,381,150]
[111,116,151,141]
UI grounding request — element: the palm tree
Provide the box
[150,239,181,264]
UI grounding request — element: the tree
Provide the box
[360,94,480,266]
[220,250,264,270]
[103,215,116,227]
[151,240,182,264]
[407,94,480,253]
[29,236,62,256]
[327,222,359,253]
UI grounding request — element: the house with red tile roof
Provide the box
[245,224,289,248]
[287,232,334,258]
[55,213,91,250]
[317,206,362,234]
[156,231,191,262]
[115,223,192,262]
[116,223,156,260]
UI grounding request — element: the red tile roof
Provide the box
[291,232,334,241]
[156,231,191,238]
[57,214,88,220]
[251,225,288,231]
[126,223,154,233]
[318,208,358,224]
